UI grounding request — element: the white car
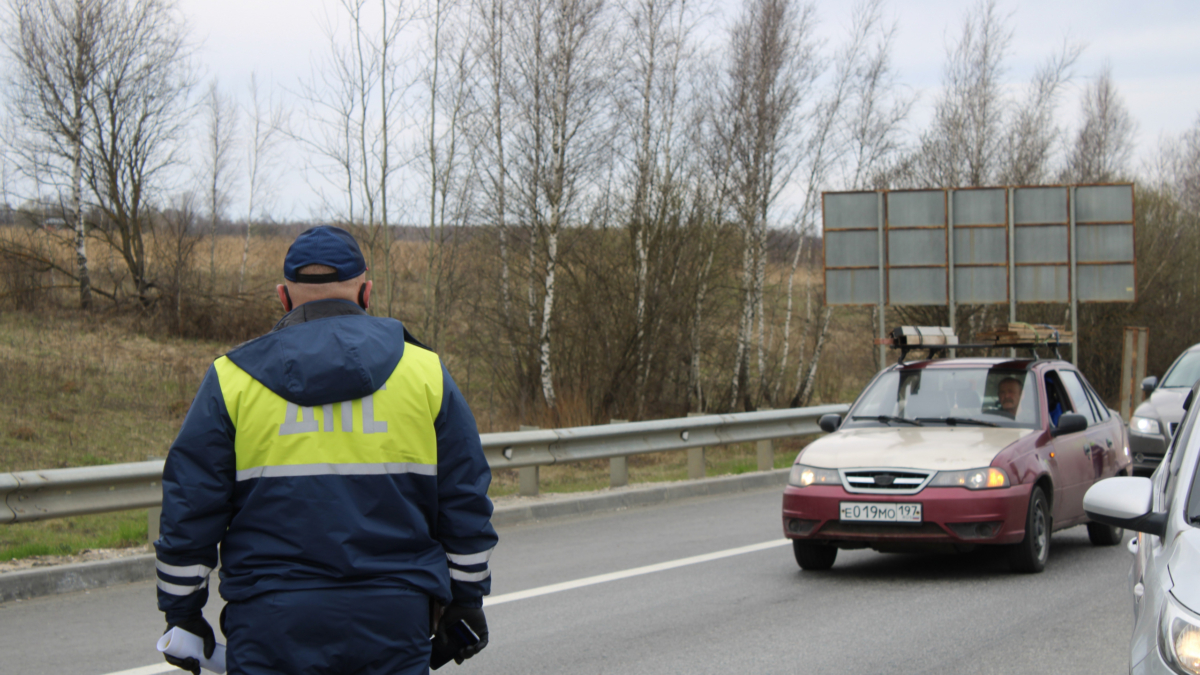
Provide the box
[1084,380,1200,674]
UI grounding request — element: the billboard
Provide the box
[823,184,1135,306]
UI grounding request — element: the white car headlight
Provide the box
[789,464,839,487]
[1132,415,1162,435]
[1160,592,1200,674]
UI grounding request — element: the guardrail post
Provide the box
[686,412,706,480]
[757,439,774,472]
[609,419,628,488]
[518,425,540,496]
[148,507,161,544]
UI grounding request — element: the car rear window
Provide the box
[846,367,1040,429]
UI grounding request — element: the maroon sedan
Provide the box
[782,357,1131,573]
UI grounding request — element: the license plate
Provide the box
[839,502,922,523]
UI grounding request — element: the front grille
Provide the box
[818,522,947,538]
[841,469,933,495]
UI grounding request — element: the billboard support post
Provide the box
[1069,186,1079,365]
[1007,188,1017,358]
[948,190,956,358]
[877,192,886,368]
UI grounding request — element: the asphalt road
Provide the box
[0,485,1134,675]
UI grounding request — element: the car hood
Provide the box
[1135,388,1189,426]
[1169,528,1200,611]
[799,426,1035,471]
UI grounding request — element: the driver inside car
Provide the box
[997,377,1023,418]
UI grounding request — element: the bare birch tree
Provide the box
[776,0,910,406]
[1061,65,1136,183]
[471,0,516,349]
[295,0,412,316]
[717,0,818,411]
[420,0,478,348]
[237,72,286,292]
[998,42,1080,185]
[505,0,612,410]
[617,0,699,416]
[200,79,237,287]
[908,0,1011,188]
[82,0,194,305]
[4,0,113,308]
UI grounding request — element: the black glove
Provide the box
[430,605,488,668]
[163,616,216,675]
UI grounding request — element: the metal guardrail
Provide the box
[1,405,848,524]
[1,461,166,524]
[481,406,848,468]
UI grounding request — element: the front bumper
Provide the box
[782,482,1034,548]
[1131,644,1172,675]
[1129,430,1169,473]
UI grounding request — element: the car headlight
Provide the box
[1132,415,1162,435]
[929,467,1010,490]
[1161,592,1200,674]
[789,464,839,487]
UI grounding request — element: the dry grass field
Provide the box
[0,230,877,561]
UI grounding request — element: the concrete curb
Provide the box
[0,554,157,604]
[0,469,790,605]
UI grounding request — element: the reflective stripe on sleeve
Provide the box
[155,560,213,578]
[236,462,438,482]
[156,577,209,596]
[446,548,494,566]
[449,568,491,582]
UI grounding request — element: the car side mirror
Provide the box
[1051,413,1088,437]
[1142,376,1158,395]
[818,414,842,434]
[1083,476,1167,537]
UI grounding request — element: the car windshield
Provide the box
[1163,351,1200,388]
[847,367,1040,429]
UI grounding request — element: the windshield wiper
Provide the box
[852,415,923,427]
[917,416,1000,427]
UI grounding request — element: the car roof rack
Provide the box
[875,325,1071,364]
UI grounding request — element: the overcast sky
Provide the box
[175,0,1200,220]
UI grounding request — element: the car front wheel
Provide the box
[1086,521,1123,546]
[1008,487,1050,573]
[793,540,837,570]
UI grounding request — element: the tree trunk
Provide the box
[538,226,558,408]
[797,306,833,407]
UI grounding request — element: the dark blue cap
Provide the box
[283,226,367,283]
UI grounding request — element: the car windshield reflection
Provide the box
[846,368,1041,430]
[1163,351,1200,389]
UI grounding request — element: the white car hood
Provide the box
[799,426,1035,471]
[1169,528,1200,611]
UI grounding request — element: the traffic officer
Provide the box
[154,226,496,674]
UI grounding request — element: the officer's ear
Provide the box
[277,284,292,312]
[358,280,372,310]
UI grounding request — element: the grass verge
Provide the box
[0,511,149,562]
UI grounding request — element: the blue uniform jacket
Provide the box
[154,300,497,622]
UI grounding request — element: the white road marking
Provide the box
[484,538,790,607]
[100,539,790,675]
[104,665,178,675]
